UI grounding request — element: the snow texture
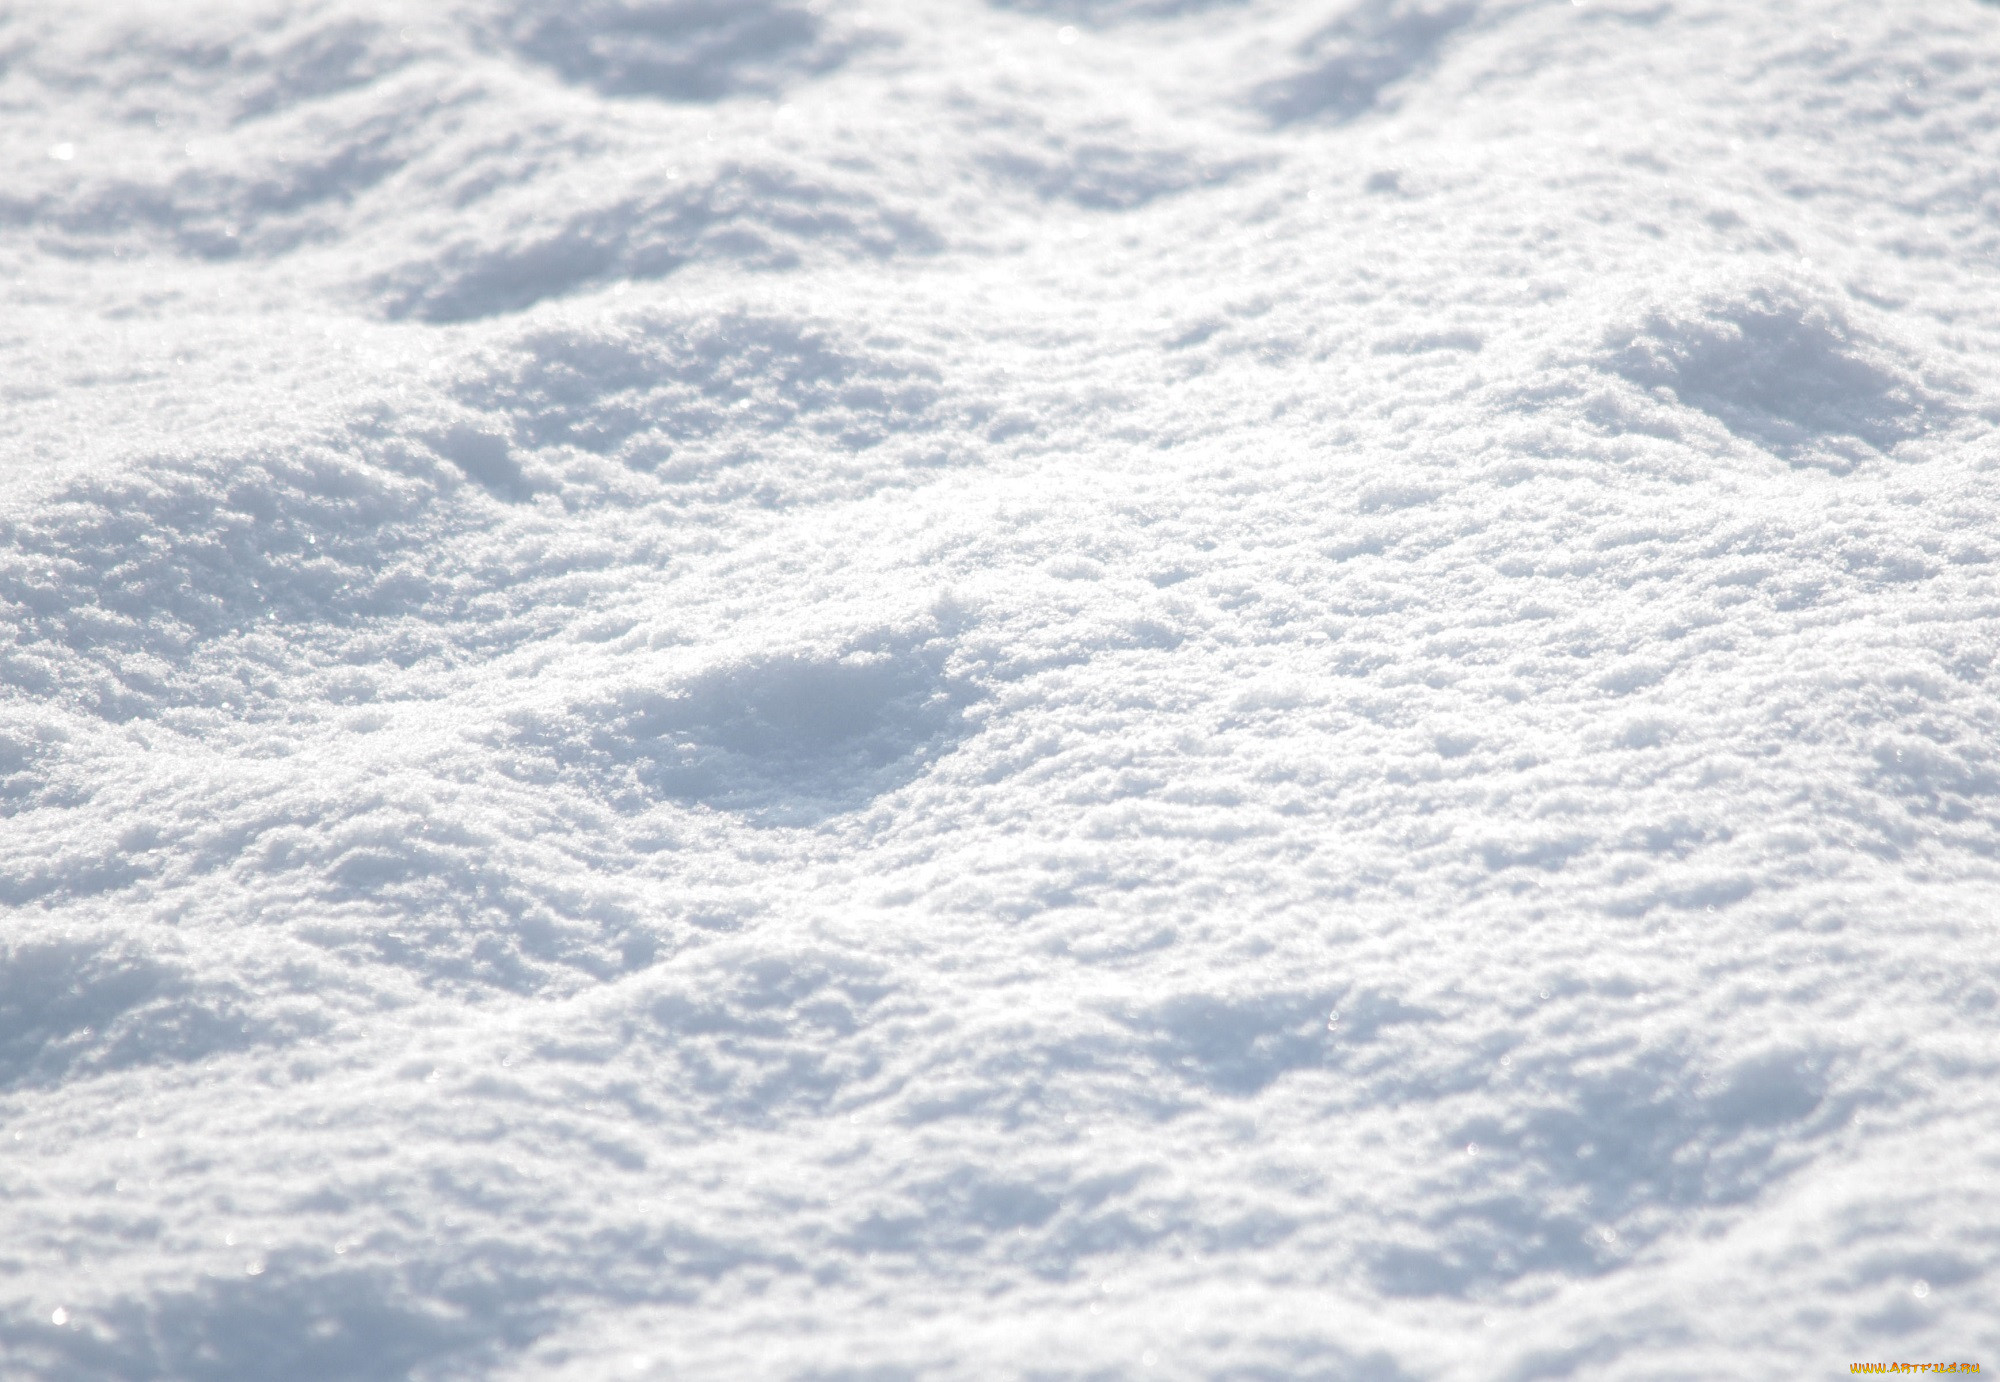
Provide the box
[3,0,1999,1377]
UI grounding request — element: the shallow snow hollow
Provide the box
[3,0,1998,1377]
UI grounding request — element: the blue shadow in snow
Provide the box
[500,0,850,101]
[1606,282,1939,468]
[532,636,978,827]
[3,1265,521,1382]
[1252,0,1477,126]
[0,941,256,1090]
[1369,1042,1841,1297]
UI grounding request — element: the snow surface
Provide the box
[3,0,1999,1376]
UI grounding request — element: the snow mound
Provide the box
[4,0,2000,1378]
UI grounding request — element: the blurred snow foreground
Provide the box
[2,0,1998,1376]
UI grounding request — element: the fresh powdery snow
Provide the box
[4,1,2000,1378]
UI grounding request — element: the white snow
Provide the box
[3,0,1998,1376]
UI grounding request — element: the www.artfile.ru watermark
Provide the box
[1849,1365,1982,1375]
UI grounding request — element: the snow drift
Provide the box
[2,0,1998,1377]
